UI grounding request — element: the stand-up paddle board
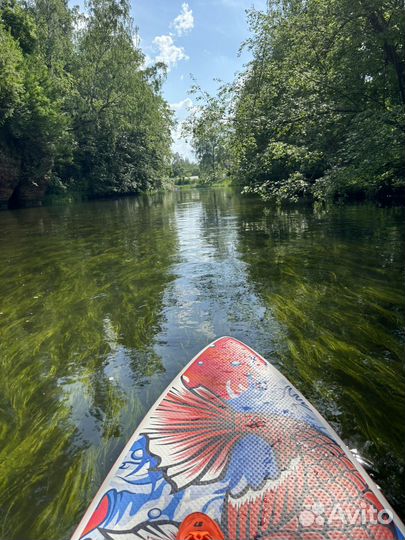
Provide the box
[71,337,405,539]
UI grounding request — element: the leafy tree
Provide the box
[0,19,24,122]
[0,0,173,207]
[31,0,74,70]
[171,152,199,181]
[70,0,172,196]
[0,0,71,206]
[184,84,231,183]
[214,0,405,203]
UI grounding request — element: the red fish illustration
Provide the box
[80,494,109,538]
[145,384,396,540]
[182,337,267,399]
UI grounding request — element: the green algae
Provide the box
[0,190,404,538]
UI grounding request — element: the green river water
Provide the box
[0,187,404,539]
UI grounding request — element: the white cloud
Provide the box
[74,10,89,33]
[149,4,193,71]
[153,35,189,71]
[140,53,153,69]
[172,122,195,160]
[170,98,193,112]
[172,3,194,36]
[170,98,195,159]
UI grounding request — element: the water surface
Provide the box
[0,188,404,539]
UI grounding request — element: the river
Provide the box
[0,187,404,539]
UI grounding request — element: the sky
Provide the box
[132,0,267,160]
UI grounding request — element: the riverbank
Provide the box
[173,178,234,189]
[2,178,404,212]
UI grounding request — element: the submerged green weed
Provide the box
[0,191,404,537]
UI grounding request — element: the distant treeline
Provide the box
[186,0,404,204]
[171,152,201,185]
[0,0,172,208]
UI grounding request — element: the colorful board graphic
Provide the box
[71,337,405,540]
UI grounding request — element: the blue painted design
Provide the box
[148,508,162,519]
[225,434,278,490]
[117,435,160,486]
[202,494,225,514]
[227,378,328,437]
[102,435,184,528]
[163,489,185,519]
[394,525,405,540]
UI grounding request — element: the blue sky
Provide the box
[133,1,266,159]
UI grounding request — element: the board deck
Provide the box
[71,337,405,540]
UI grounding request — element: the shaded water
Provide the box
[0,188,404,539]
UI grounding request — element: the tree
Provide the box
[70,0,172,196]
[0,0,173,207]
[184,84,231,184]
[171,152,199,182]
[226,0,405,203]
[0,0,71,207]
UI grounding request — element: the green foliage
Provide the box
[171,152,199,183]
[0,20,24,122]
[70,0,172,196]
[1,0,37,53]
[202,0,405,204]
[0,0,173,207]
[0,0,71,205]
[184,84,231,184]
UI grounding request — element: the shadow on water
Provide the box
[0,188,404,538]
